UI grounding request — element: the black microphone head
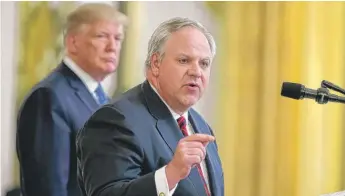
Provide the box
[281,82,304,99]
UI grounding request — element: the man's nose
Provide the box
[188,62,202,77]
[106,38,118,52]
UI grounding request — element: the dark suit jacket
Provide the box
[76,80,224,196]
[16,62,103,196]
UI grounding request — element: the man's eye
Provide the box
[96,34,106,38]
[179,59,188,64]
[201,61,210,68]
[115,36,123,41]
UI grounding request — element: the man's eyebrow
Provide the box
[175,53,211,60]
[201,57,211,61]
[176,53,189,57]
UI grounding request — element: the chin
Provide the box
[181,97,199,108]
[104,64,117,73]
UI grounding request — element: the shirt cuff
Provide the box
[155,165,178,196]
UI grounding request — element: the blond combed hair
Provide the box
[63,3,128,40]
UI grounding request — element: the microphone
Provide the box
[280,82,345,104]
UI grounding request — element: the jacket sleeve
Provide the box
[76,106,157,196]
[16,87,71,196]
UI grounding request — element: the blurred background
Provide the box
[1,1,345,196]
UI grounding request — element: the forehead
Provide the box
[81,20,124,34]
[163,27,212,58]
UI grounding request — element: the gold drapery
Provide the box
[206,2,345,196]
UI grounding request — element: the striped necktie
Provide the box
[177,116,211,196]
[94,84,108,105]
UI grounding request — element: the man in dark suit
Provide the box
[16,3,127,196]
[76,17,224,196]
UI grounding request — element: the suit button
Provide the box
[159,193,165,196]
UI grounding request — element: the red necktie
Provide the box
[177,116,211,196]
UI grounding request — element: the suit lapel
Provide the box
[58,63,100,112]
[154,109,207,196]
[75,88,99,112]
[142,81,217,196]
[156,118,184,153]
[141,81,201,195]
[189,112,219,196]
[142,80,184,153]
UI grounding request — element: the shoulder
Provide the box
[82,83,145,125]
[27,65,70,97]
[76,85,146,151]
[38,67,71,92]
[77,83,152,140]
[18,67,70,114]
[108,83,146,118]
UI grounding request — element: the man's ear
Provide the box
[150,53,160,77]
[66,34,78,54]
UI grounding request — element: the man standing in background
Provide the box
[16,3,127,196]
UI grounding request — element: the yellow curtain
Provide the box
[206,2,345,196]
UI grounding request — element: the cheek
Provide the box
[201,72,210,88]
[89,41,104,53]
[94,44,105,54]
[116,42,123,51]
[80,43,94,56]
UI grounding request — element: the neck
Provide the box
[147,75,188,116]
[66,54,104,82]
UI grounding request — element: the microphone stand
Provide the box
[317,81,345,196]
[315,80,345,104]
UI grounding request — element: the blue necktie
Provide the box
[94,84,108,105]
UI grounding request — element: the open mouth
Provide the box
[186,83,199,89]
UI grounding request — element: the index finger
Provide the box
[184,133,215,143]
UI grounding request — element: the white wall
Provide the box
[1,1,19,195]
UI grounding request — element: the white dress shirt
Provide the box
[150,83,210,196]
[63,56,101,102]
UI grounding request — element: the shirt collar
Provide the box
[63,56,99,93]
[149,82,189,122]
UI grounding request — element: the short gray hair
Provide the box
[144,17,216,69]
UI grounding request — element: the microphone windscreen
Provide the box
[281,82,303,99]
